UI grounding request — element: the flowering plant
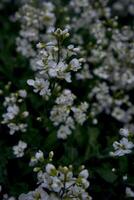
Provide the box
[1,0,134,199]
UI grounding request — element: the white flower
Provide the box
[48,61,57,77]
[123,175,128,181]
[22,111,29,118]
[51,177,62,192]
[18,90,27,98]
[2,91,28,135]
[81,178,90,189]
[19,187,54,200]
[70,58,81,71]
[64,72,71,82]
[72,102,89,125]
[57,125,72,139]
[119,128,129,137]
[18,123,27,132]
[112,107,125,121]
[54,28,70,38]
[13,140,27,158]
[7,123,19,135]
[55,89,76,106]
[35,150,44,160]
[66,117,75,129]
[2,105,20,124]
[45,163,56,175]
[56,62,68,74]
[126,187,134,198]
[50,105,70,126]
[28,151,91,199]
[27,78,51,98]
[76,64,91,80]
[2,195,16,200]
[111,137,134,156]
[79,169,89,179]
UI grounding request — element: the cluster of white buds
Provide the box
[30,150,44,166]
[21,151,92,200]
[29,28,83,83]
[110,128,134,156]
[2,90,28,135]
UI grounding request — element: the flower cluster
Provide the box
[112,0,134,16]
[26,28,88,138]
[16,0,55,58]
[29,28,82,82]
[59,0,134,130]
[110,128,134,156]
[21,151,92,200]
[50,89,88,139]
[27,78,51,100]
[2,89,28,135]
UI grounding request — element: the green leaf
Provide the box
[96,163,117,183]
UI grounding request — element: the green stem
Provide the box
[57,38,61,64]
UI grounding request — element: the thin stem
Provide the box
[60,174,67,200]
[57,38,61,64]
